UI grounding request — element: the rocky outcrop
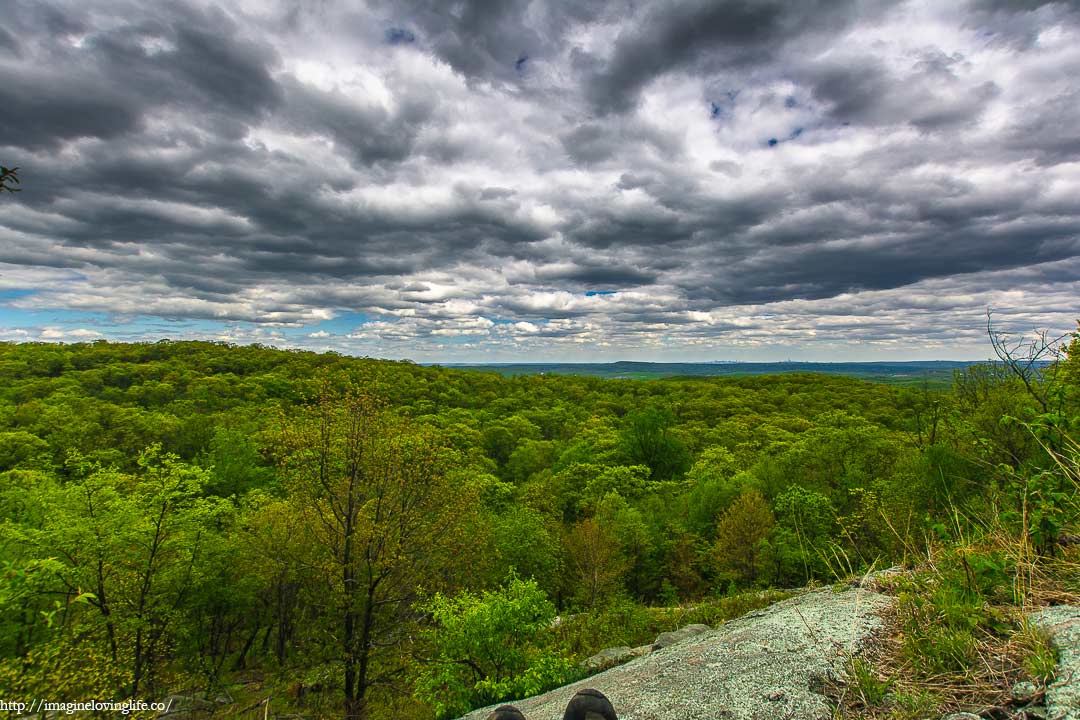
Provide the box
[1029,605,1080,720]
[583,646,637,672]
[459,586,896,720]
[582,624,712,672]
[651,624,711,651]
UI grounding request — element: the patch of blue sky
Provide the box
[709,91,740,120]
[767,127,806,147]
[0,306,257,342]
[132,317,228,335]
[0,305,112,328]
[384,27,416,45]
[304,312,371,335]
[438,335,484,346]
[585,290,617,296]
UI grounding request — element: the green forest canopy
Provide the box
[0,334,1076,718]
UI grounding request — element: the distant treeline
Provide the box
[444,359,1012,385]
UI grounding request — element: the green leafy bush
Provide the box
[413,575,574,719]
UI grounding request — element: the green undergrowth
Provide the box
[552,588,796,658]
[834,539,1079,720]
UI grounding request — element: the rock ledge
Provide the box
[459,586,896,720]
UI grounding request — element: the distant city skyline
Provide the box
[2,1,1078,362]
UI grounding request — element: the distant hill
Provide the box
[440,360,990,385]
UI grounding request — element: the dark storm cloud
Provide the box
[278,77,429,166]
[532,263,657,287]
[962,0,1080,47]
[383,0,621,83]
[0,67,142,149]
[2,0,1079,356]
[584,0,867,114]
[0,27,22,56]
[561,122,685,165]
[799,55,1000,130]
[703,229,1080,305]
[0,1,282,152]
[1002,88,1080,164]
[382,0,541,82]
[96,24,282,118]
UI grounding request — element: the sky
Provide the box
[1,0,1079,362]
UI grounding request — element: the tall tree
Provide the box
[275,387,475,719]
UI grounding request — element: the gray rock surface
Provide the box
[458,587,895,720]
[1029,606,1080,720]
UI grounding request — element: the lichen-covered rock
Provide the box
[1029,606,1080,720]
[584,646,635,671]
[652,624,711,650]
[457,587,895,720]
[1011,680,1038,704]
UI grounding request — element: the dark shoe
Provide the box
[487,706,526,720]
[562,689,617,720]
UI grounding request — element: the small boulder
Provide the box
[583,646,635,672]
[1012,680,1039,704]
[652,624,711,650]
[1029,606,1080,720]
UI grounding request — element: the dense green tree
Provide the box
[197,425,275,496]
[683,446,745,539]
[564,518,626,609]
[772,485,835,584]
[487,506,561,597]
[595,492,657,600]
[11,447,229,697]
[713,489,775,586]
[618,406,691,481]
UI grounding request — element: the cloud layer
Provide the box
[1,0,1078,360]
